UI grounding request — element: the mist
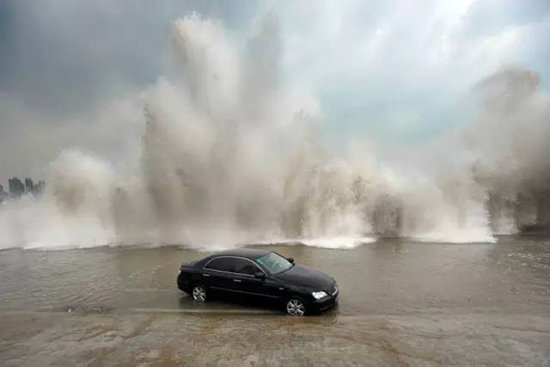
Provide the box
[0,11,549,250]
[1,0,550,249]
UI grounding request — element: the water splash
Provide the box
[1,16,549,250]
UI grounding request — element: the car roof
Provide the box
[213,247,272,260]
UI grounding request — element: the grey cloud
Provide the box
[460,0,550,39]
[0,0,259,116]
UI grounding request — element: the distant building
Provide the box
[25,178,34,194]
[0,184,7,203]
[8,177,25,198]
[34,180,46,196]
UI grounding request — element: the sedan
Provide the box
[177,248,338,316]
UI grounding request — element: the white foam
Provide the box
[299,237,377,249]
[250,236,377,250]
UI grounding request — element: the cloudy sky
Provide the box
[1,0,549,180]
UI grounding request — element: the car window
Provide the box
[233,258,260,276]
[205,257,235,272]
[256,252,293,275]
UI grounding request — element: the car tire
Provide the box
[191,284,207,302]
[285,296,308,316]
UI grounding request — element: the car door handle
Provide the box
[233,279,242,282]
[202,274,211,277]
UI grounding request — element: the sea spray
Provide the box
[1,16,549,250]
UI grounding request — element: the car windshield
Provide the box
[255,252,293,275]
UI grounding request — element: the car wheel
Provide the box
[286,296,307,316]
[192,284,207,302]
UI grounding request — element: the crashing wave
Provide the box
[1,16,549,251]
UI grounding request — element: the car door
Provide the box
[202,257,235,293]
[232,258,282,300]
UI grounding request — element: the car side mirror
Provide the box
[254,271,265,280]
[287,257,294,264]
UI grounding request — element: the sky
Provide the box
[0,0,549,180]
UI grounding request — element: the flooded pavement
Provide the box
[1,236,549,365]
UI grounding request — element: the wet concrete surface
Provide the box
[1,236,549,366]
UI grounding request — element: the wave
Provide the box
[1,15,549,251]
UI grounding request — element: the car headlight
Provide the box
[312,291,328,300]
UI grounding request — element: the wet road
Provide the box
[1,237,549,365]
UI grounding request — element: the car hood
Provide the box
[275,265,334,291]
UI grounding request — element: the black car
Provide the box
[177,248,338,316]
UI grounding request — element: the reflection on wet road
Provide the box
[1,237,549,365]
